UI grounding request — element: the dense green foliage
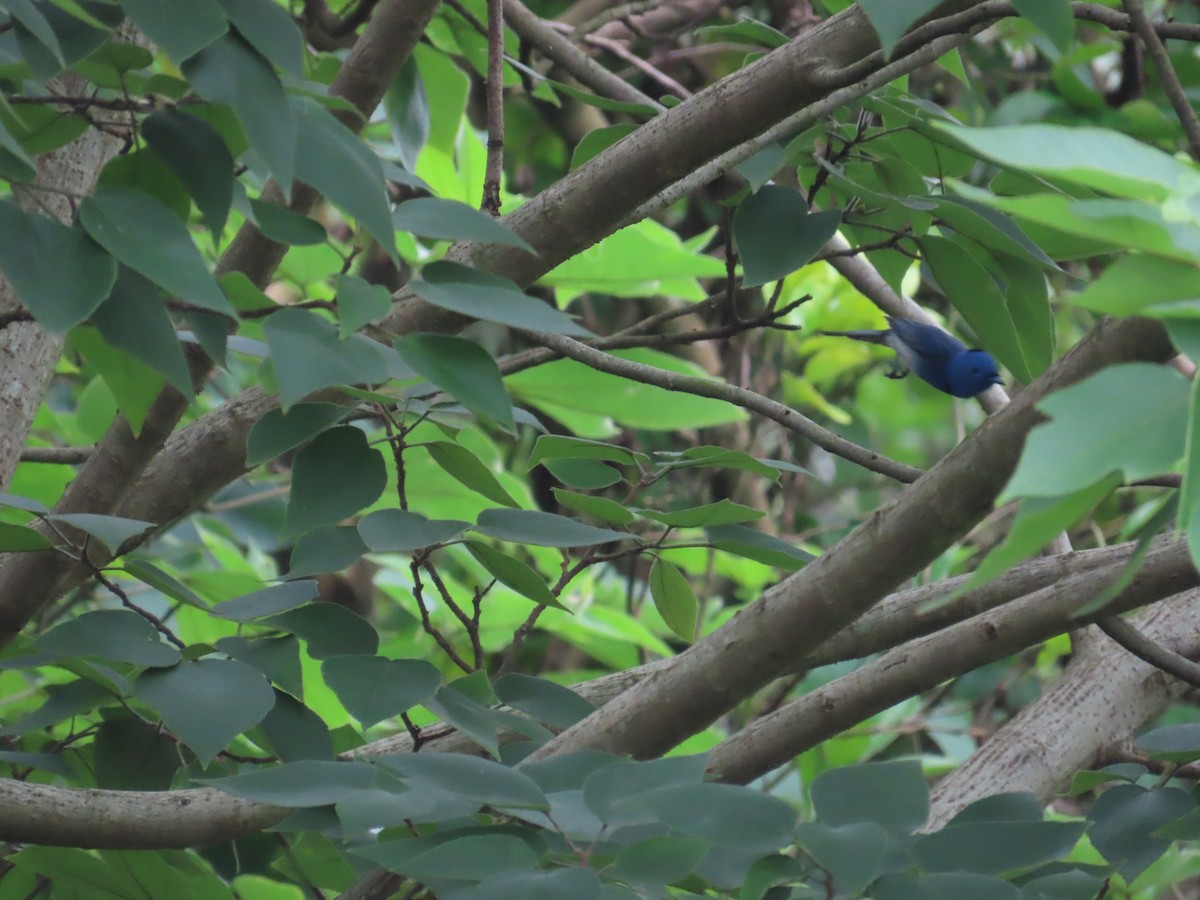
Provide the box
[3,0,1200,897]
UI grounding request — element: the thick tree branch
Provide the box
[519,317,1176,764]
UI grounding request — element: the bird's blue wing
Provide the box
[886,317,969,359]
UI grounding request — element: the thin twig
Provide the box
[582,33,692,99]
[482,0,506,215]
[409,556,473,673]
[19,447,94,465]
[1121,0,1200,160]
[1098,615,1200,690]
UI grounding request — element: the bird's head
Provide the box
[946,349,1003,398]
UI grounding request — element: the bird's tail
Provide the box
[818,329,890,345]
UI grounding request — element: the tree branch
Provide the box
[1121,0,1200,160]
[1097,614,1200,690]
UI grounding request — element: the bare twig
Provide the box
[482,0,506,215]
[18,447,93,465]
[1121,0,1200,160]
[1098,615,1200,690]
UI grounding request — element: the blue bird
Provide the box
[822,316,1002,398]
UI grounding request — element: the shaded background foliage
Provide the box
[1,0,1200,898]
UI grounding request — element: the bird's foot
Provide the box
[884,364,908,380]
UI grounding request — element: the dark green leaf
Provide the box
[264,603,379,659]
[321,655,440,728]
[425,685,501,759]
[734,186,841,287]
[609,835,709,885]
[1136,723,1200,763]
[91,267,194,396]
[183,32,295,193]
[474,867,602,900]
[210,580,319,621]
[294,99,393,255]
[1002,365,1189,499]
[1013,0,1073,52]
[0,201,116,333]
[474,508,628,547]
[639,500,764,528]
[0,679,112,736]
[493,673,596,729]
[0,493,48,514]
[543,458,621,490]
[411,261,590,336]
[4,0,63,63]
[94,714,180,790]
[1087,785,1196,881]
[203,760,376,806]
[396,333,515,433]
[529,435,647,468]
[581,756,707,825]
[216,635,305,699]
[214,0,304,74]
[79,186,232,315]
[425,441,520,507]
[357,508,469,552]
[465,540,559,608]
[120,0,227,61]
[811,760,930,838]
[618,783,795,850]
[261,308,392,410]
[393,834,541,881]
[795,823,888,898]
[696,18,789,48]
[46,512,153,553]
[912,821,1085,875]
[34,609,180,667]
[384,55,429,171]
[338,786,480,835]
[335,274,391,336]
[858,0,943,57]
[260,691,335,761]
[393,197,535,252]
[247,197,327,245]
[0,522,51,551]
[123,560,207,609]
[132,658,275,765]
[571,124,638,170]
[706,523,813,570]
[550,489,635,525]
[69,325,164,435]
[648,559,697,642]
[246,402,348,467]
[0,117,36,181]
[286,525,366,579]
[377,752,549,810]
[95,151,192,222]
[142,110,234,236]
[282,426,386,539]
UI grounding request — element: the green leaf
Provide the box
[264,603,379,659]
[529,435,648,468]
[385,834,541,881]
[639,500,764,528]
[4,0,63,64]
[286,525,366,579]
[0,116,36,182]
[123,560,208,609]
[384,55,429,171]
[213,0,304,75]
[293,99,393,256]
[357,508,469,552]
[936,123,1192,200]
[474,508,628,547]
[619,783,796,851]
[473,867,602,900]
[34,609,180,667]
[912,820,1085,875]
[571,124,638,170]
[551,490,635,525]
[1066,255,1200,318]
[46,512,153,553]
[0,522,51,551]
[582,756,707,824]
[410,261,591,336]
[648,559,698,642]
[1137,723,1200,763]
[424,685,501,759]
[210,581,319,621]
[216,635,305,700]
[94,715,180,790]
[261,308,393,410]
[69,325,164,435]
[79,186,232,315]
[259,690,335,761]
[656,446,785,479]
[609,835,709,885]
[282,426,386,539]
[933,196,1058,270]
[733,186,841,287]
[202,760,376,806]
[396,333,515,433]
[321,655,440,728]
[141,110,234,236]
[859,0,943,58]
[392,197,535,252]
[1002,364,1190,500]
[493,673,596,729]
[1012,0,1073,53]
[335,274,391,336]
[542,458,621,489]
[795,823,888,898]
[921,235,1032,384]
[961,477,1118,600]
[706,524,812,570]
[0,492,49,514]
[132,658,275,765]
[376,752,549,810]
[91,267,194,396]
[465,540,559,608]
[811,760,930,838]
[119,0,227,61]
[247,197,327,245]
[696,18,789,49]
[182,32,295,193]
[425,441,520,508]
[0,201,116,333]
[1075,493,1176,618]
[1087,784,1196,882]
[246,402,348,467]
